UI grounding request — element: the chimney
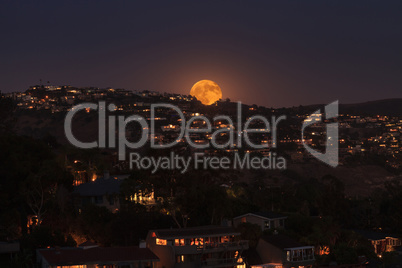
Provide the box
[139,240,146,248]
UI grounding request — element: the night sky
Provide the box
[1,0,401,107]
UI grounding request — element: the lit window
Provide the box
[176,255,185,263]
[174,239,185,246]
[156,238,167,245]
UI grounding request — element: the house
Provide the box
[146,225,249,268]
[255,234,315,268]
[0,241,20,259]
[73,176,122,212]
[73,175,156,213]
[355,230,401,257]
[251,264,283,268]
[233,212,287,231]
[37,244,159,268]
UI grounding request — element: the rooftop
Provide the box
[234,211,287,220]
[260,234,308,249]
[38,246,158,265]
[73,178,122,196]
[354,230,400,241]
[151,225,239,239]
[78,240,98,248]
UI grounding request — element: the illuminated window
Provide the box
[156,238,167,245]
[57,265,87,268]
[237,257,246,268]
[176,255,185,263]
[175,239,185,246]
[194,238,204,246]
[221,236,229,243]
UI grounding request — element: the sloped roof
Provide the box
[234,211,287,220]
[78,241,98,247]
[74,178,122,196]
[152,225,239,239]
[354,230,399,241]
[38,246,158,265]
[0,241,20,253]
[260,234,307,249]
[252,211,287,219]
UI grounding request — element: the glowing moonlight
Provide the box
[190,80,222,105]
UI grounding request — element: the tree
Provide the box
[332,243,358,265]
[21,174,50,227]
[0,93,16,133]
[120,170,154,204]
[303,217,341,253]
[0,134,73,239]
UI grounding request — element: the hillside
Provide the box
[303,99,402,116]
[341,98,402,116]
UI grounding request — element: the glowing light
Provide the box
[190,80,222,105]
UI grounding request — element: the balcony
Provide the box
[201,240,249,252]
[173,240,249,255]
[201,257,245,268]
[288,255,315,262]
[286,247,315,263]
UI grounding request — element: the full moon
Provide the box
[190,80,222,105]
